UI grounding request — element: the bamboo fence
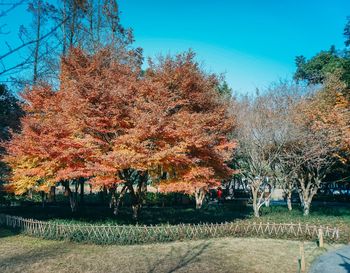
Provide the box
[0,213,340,245]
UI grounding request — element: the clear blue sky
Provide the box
[1,0,350,93]
[118,0,350,93]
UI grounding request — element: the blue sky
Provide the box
[118,0,350,93]
[1,0,350,93]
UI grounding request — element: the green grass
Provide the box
[0,227,340,273]
[257,206,350,242]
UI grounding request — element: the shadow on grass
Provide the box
[0,227,20,238]
[0,242,68,272]
[146,241,211,273]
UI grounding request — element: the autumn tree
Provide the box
[3,86,58,197]
[269,83,305,211]
[144,53,236,209]
[3,47,236,218]
[232,97,272,217]
[280,119,335,216]
[57,47,142,215]
[281,74,350,216]
[233,82,303,217]
[0,84,24,195]
[60,49,236,216]
[3,82,96,210]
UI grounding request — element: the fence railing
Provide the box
[0,213,340,245]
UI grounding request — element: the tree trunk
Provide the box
[69,192,77,212]
[287,191,292,211]
[298,190,305,208]
[79,179,84,206]
[40,191,46,208]
[195,188,206,209]
[298,189,314,216]
[116,170,148,219]
[127,183,141,220]
[303,201,311,216]
[99,185,108,204]
[297,172,322,216]
[109,186,116,209]
[63,181,77,213]
[298,187,317,216]
[48,186,56,203]
[264,183,272,208]
[126,171,148,220]
[74,181,78,200]
[251,187,260,217]
[114,185,127,215]
[132,203,141,220]
[28,189,33,200]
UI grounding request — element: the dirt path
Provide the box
[309,245,350,273]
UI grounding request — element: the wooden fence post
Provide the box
[299,242,306,272]
[318,228,324,248]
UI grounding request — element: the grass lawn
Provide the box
[0,227,340,273]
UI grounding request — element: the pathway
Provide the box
[309,245,350,273]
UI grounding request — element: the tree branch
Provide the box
[0,16,69,61]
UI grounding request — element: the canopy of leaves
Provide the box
[0,85,24,141]
[3,48,236,195]
[294,48,350,86]
[0,85,24,185]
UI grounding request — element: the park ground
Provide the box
[0,227,339,273]
[1,201,349,272]
[309,245,350,273]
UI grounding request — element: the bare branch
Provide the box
[0,0,26,18]
[0,16,69,62]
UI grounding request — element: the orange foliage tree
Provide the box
[142,52,236,209]
[4,84,96,210]
[3,48,236,218]
[282,73,350,215]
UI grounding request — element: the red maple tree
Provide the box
[4,48,236,217]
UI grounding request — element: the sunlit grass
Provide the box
[0,227,340,273]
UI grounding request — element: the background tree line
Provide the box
[0,1,349,219]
